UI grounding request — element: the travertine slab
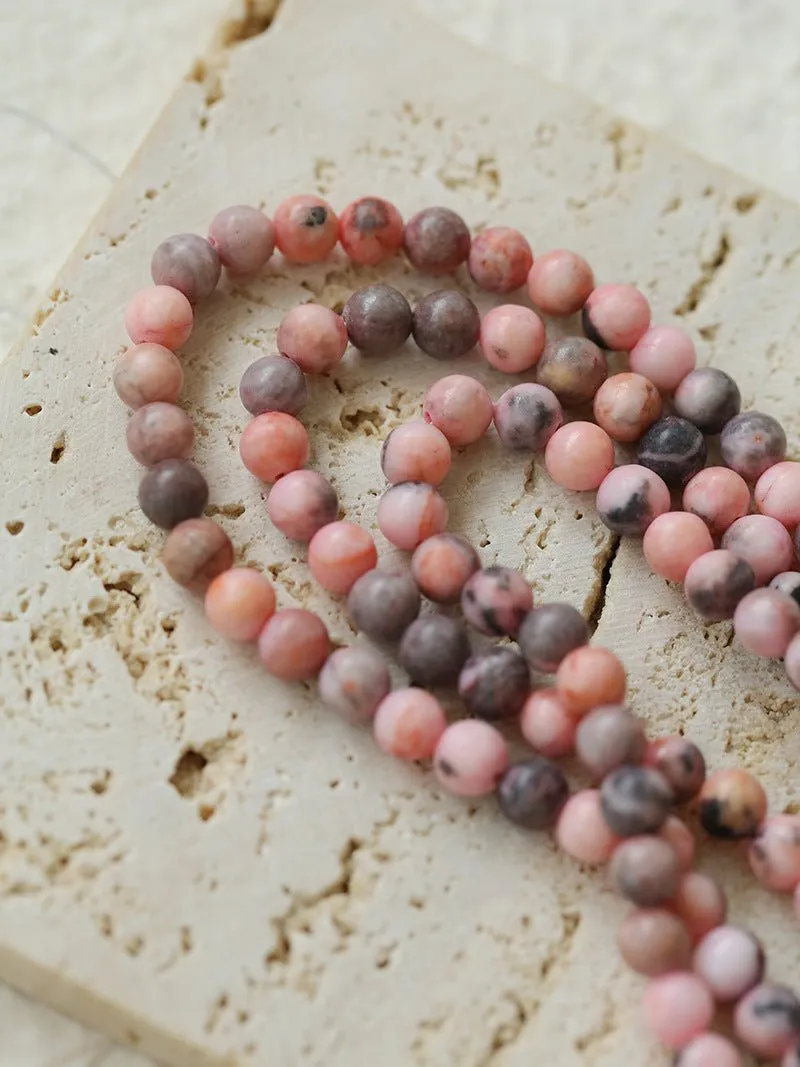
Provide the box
[0,0,798,1064]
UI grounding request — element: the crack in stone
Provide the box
[586,534,620,634]
[673,228,732,316]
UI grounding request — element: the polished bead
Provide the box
[698,768,767,839]
[693,925,764,1002]
[611,836,680,906]
[493,383,563,452]
[266,469,338,542]
[411,533,479,603]
[592,371,662,443]
[433,720,509,797]
[629,325,696,392]
[673,367,741,434]
[772,572,800,606]
[498,757,569,829]
[338,196,404,265]
[138,459,208,529]
[126,402,194,467]
[277,304,348,374]
[617,908,692,977]
[125,285,193,350]
[274,194,338,263]
[720,410,787,481]
[555,789,621,864]
[683,549,756,621]
[526,249,594,316]
[544,421,615,492]
[239,355,307,416]
[748,814,800,892]
[468,226,533,293]
[373,688,447,760]
[257,608,332,681]
[660,816,696,871]
[645,736,706,802]
[458,647,530,720]
[536,336,607,406]
[412,290,481,360]
[595,464,671,536]
[381,421,451,486]
[582,283,651,351]
[642,972,714,1051]
[347,568,420,642]
[643,512,714,584]
[460,566,533,637]
[677,1034,743,1067]
[555,645,626,717]
[114,344,183,409]
[423,374,493,446]
[519,688,577,758]
[398,615,470,687]
[734,588,800,657]
[734,984,800,1060]
[672,872,727,941]
[575,704,647,780]
[479,304,545,373]
[682,466,751,537]
[207,204,275,274]
[239,412,309,483]
[204,567,275,642]
[403,206,470,274]
[721,514,794,585]
[318,645,390,724]
[600,765,673,836]
[517,602,589,672]
[637,416,707,490]
[377,482,448,550]
[755,461,800,528]
[342,284,412,355]
[308,521,377,595]
[161,517,234,593]
[151,233,220,304]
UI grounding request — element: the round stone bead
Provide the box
[151,233,220,304]
[526,249,595,316]
[672,872,727,941]
[555,789,621,864]
[642,972,715,1051]
[734,984,800,1060]
[785,1043,800,1067]
[161,518,234,593]
[555,646,626,717]
[125,285,193,350]
[338,196,404,265]
[239,412,309,483]
[637,416,708,490]
[698,768,767,839]
[423,374,494,447]
[536,336,607,406]
[479,304,545,373]
[308,521,378,595]
[678,1034,744,1067]
[748,814,800,892]
[411,533,480,603]
[458,647,530,721]
[377,482,448,550]
[544,421,615,492]
[582,283,651,351]
[433,720,509,797]
[734,588,800,657]
[342,284,412,355]
[720,410,787,481]
[693,925,764,1002]
[600,765,673,837]
[347,568,421,642]
[592,372,662,443]
[468,226,533,293]
[643,512,714,584]
[460,566,533,637]
[381,421,451,486]
[575,704,647,780]
[239,355,308,416]
[611,836,680,906]
[660,817,696,872]
[266,470,338,542]
[673,367,741,433]
[318,646,391,724]
[645,737,706,802]
[258,608,332,681]
[207,204,275,275]
[683,549,757,622]
[518,602,589,672]
[398,615,471,687]
[114,344,183,409]
[771,571,800,606]
[403,206,471,274]
[204,567,276,642]
[273,194,338,263]
[498,757,569,830]
[493,383,563,452]
[595,465,671,537]
[617,908,693,977]
[629,325,697,392]
[788,634,800,691]
[373,688,447,760]
[755,461,800,528]
[126,402,194,467]
[682,466,751,537]
[721,514,794,585]
[412,290,481,360]
[138,459,208,529]
[277,304,348,374]
[519,688,577,758]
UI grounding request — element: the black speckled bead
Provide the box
[734,984,800,1059]
[239,355,308,416]
[342,284,412,355]
[517,602,589,672]
[412,290,481,360]
[497,757,570,829]
[636,416,708,490]
[647,737,706,802]
[347,569,421,643]
[398,614,471,687]
[684,549,757,622]
[600,765,673,837]
[138,459,209,529]
[771,571,800,608]
[460,566,533,637]
[673,367,741,434]
[720,410,787,482]
[458,647,530,721]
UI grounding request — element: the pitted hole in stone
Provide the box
[339,405,385,434]
[5,520,24,536]
[24,404,42,416]
[50,433,66,464]
[169,749,208,799]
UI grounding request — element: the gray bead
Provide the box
[720,411,787,482]
[610,837,680,906]
[536,336,607,406]
[342,284,412,355]
[575,705,647,780]
[493,383,563,451]
[517,602,589,672]
[239,355,308,416]
[412,290,480,360]
[673,367,741,434]
[497,757,569,829]
[458,647,530,721]
[151,233,221,304]
[600,766,673,837]
[398,615,471,687]
[318,646,391,724]
[347,569,421,642]
[404,206,471,274]
[138,459,209,530]
[771,571,800,608]
[637,416,707,490]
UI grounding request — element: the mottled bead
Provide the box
[125,285,193,350]
[151,233,220,304]
[398,615,471,687]
[493,383,563,452]
[239,355,308,416]
[674,367,741,434]
[347,568,421,642]
[273,194,338,263]
[526,249,595,316]
[308,521,377,595]
[611,835,680,906]
[582,283,651,351]
[698,768,767,839]
[412,290,481,360]
[381,421,451,486]
[204,568,276,642]
[661,817,696,872]
[617,908,693,977]
[411,533,479,603]
[536,336,607,406]
[788,634,800,691]
[373,688,447,760]
[498,757,569,829]
[734,587,800,657]
[403,206,471,274]
[461,566,533,637]
[138,459,208,529]
[239,412,309,483]
[755,461,800,528]
[637,416,708,490]
[113,344,183,409]
[682,466,751,537]
[693,926,764,1002]
[720,410,787,482]
[276,304,348,375]
[318,645,391,725]
[600,765,673,837]
[338,196,404,265]
[377,482,449,550]
[672,872,727,941]
[721,514,794,585]
[684,549,757,622]
[161,517,234,593]
[678,1034,743,1067]
[458,647,530,721]
[642,973,715,1051]
[126,401,194,467]
[596,464,671,537]
[517,602,589,672]
[423,374,494,446]
[748,814,800,892]
[575,704,647,780]
[643,512,714,584]
[342,284,412,355]
[645,737,706,802]
[771,571,800,606]
[555,645,627,717]
[519,688,577,758]
[207,204,275,275]
[257,608,332,681]
[479,304,544,373]
[630,325,697,392]
[734,984,800,1060]
[433,720,509,797]
[592,372,662,443]
[555,789,621,864]
[544,421,615,492]
[468,226,533,293]
[266,469,338,542]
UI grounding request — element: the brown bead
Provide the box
[342,284,412,355]
[617,908,693,976]
[412,290,480,360]
[698,769,768,839]
[646,736,706,802]
[126,402,194,467]
[610,835,680,906]
[592,372,662,443]
[404,206,471,275]
[151,233,221,304]
[138,459,209,530]
[161,518,234,592]
[536,336,607,406]
[239,355,308,416]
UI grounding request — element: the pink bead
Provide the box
[555,646,627,718]
[734,588,800,657]
[595,464,672,537]
[433,719,509,796]
[422,374,494,447]
[583,283,651,351]
[672,872,727,942]
[683,466,752,538]
[520,688,577,757]
[126,402,195,467]
[468,226,533,293]
[643,512,714,583]
[373,688,447,760]
[274,194,338,263]
[381,421,452,485]
[544,422,615,492]
[277,304,348,375]
[693,926,765,1002]
[377,483,448,550]
[556,789,622,864]
[124,286,193,350]
[677,1034,743,1067]
[660,816,696,871]
[734,984,800,1059]
[338,196,404,265]
[411,533,479,604]
[266,469,338,542]
[308,521,377,595]
[257,608,332,681]
[755,461,800,528]
[240,412,309,483]
[593,372,663,443]
[722,514,794,585]
[208,205,275,275]
[630,325,697,392]
[642,972,714,1050]
[526,249,595,316]
[204,568,276,642]
[113,344,183,409]
[479,304,545,373]
[787,633,800,691]
[749,814,800,892]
